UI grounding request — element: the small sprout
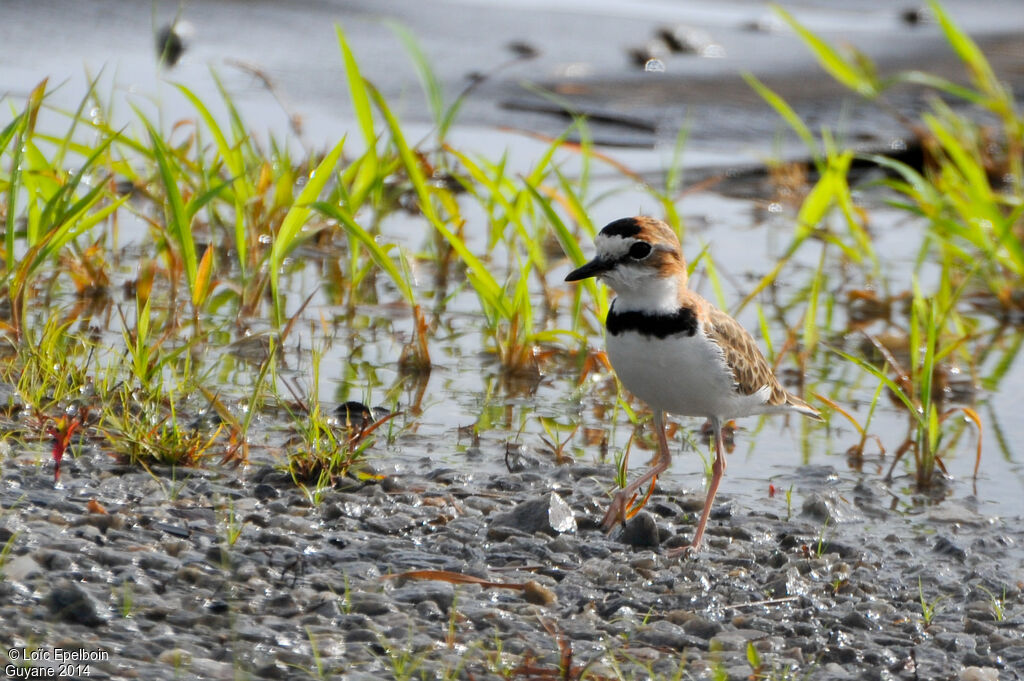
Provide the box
[47,410,87,484]
[919,578,947,627]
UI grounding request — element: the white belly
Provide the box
[606,329,764,419]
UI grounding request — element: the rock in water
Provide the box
[490,492,577,536]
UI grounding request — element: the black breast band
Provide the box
[606,304,698,339]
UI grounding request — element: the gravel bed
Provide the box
[1,448,1022,681]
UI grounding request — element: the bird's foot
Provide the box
[601,475,661,533]
[600,492,629,532]
[665,543,698,559]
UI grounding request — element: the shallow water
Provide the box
[3,0,1024,525]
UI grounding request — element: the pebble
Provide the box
[347,592,394,616]
[619,510,661,548]
[391,581,456,613]
[46,580,107,626]
[801,491,865,524]
[1,452,1022,680]
[490,492,577,536]
[3,554,42,581]
[679,613,723,639]
[635,619,704,651]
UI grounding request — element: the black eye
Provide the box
[629,242,652,259]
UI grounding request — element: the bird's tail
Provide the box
[787,392,824,421]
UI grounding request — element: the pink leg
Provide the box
[669,415,727,556]
[602,411,671,531]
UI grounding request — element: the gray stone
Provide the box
[347,592,393,616]
[391,581,455,613]
[635,619,707,651]
[490,493,577,536]
[681,614,723,639]
[189,656,235,679]
[138,552,180,572]
[2,554,41,581]
[364,514,418,535]
[912,643,956,679]
[253,483,278,501]
[46,580,107,626]
[801,492,864,524]
[93,548,133,567]
[620,511,660,548]
[935,631,977,652]
[934,535,968,561]
[710,629,769,651]
[264,591,300,618]
[414,599,445,621]
[814,663,855,680]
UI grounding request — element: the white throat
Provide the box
[604,270,680,313]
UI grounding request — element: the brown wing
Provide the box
[705,306,822,418]
[705,307,785,400]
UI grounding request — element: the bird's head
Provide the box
[565,216,686,308]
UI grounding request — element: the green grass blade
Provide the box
[175,82,251,271]
[927,0,1003,100]
[192,244,215,308]
[144,118,197,293]
[524,179,609,327]
[313,201,414,304]
[525,123,574,188]
[186,180,234,220]
[366,81,508,317]
[795,150,844,237]
[270,136,346,321]
[53,71,103,173]
[553,167,596,238]
[894,71,985,105]
[862,153,941,205]
[45,195,128,263]
[5,110,28,273]
[802,244,826,352]
[743,72,822,170]
[336,25,377,153]
[691,243,726,312]
[211,69,253,158]
[35,133,116,239]
[772,5,878,98]
[831,346,924,428]
[444,145,545,268]
[386,21,445,133]
[527,184,580,269]
[925,113,994,203]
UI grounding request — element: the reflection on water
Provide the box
[3,0,1023,525]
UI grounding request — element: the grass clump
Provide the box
[772,0,1022,297]
[0,2,1019,500]
[751,0,1021,489]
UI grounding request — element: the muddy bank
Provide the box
[2,449,1021,680]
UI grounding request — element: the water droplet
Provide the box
[701,44,727,59]
[563,63,592,78]
[644,59,666,73]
